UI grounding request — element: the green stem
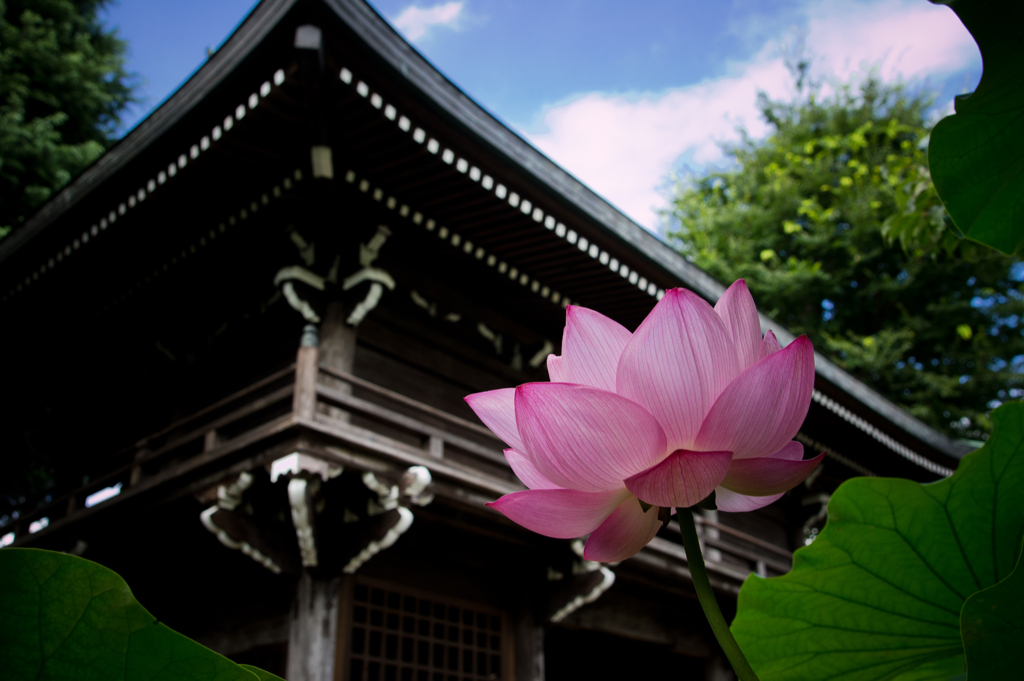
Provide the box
[678,507,761,681]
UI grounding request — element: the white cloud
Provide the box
[393,2,464,41]
[803,0,979,83]
[524,0,980,232]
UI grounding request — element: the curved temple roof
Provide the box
[0,0,972,474]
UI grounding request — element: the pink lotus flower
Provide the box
[466,280,823,563]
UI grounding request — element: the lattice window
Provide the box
[347,579,505,681]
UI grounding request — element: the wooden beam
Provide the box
[319,302,357,423]
[295,346,319,422]
[287,571,340,681]
[299,417,520,497]
[318,363,499,440]
[512,593,545,681]
[315,382,506,465]
[13,414,297,545]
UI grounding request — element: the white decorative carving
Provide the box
[270,452,340,483]
[217,471,253,510]
[282,282,320,323]
[199,471,282,574]
[362,471,399,516]
[288,478,319,567]
[341,226,395,326]
[341,267,394,292]
[270,454,341,569]
[340,466,430,574]
[549,539,616,623]
[201,506,282,574]
[399,465,433,506]
[274,265,326,290]
[347,284,383,325]
[342,506,413,575]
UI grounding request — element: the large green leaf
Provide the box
[240,665,288,681]
[928,0,1024,255]
[731,401,1024,680]
[0,548,272,681]
[960,539,1024,678]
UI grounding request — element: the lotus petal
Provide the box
[516,383,667,492]
[720,451,825,496]
[769,440,806,461]
[465,388,525,453]
[693,335,815,460]
[487,488,630,538]
[546,354,568,382]
[583,496,663,562]
[505,448,561,490]
[758,329,781,360]
[715,487,784,513]
[715,280,762,370]
[617,289,741,451]
[556,306,633,392]
[624,449,733,508]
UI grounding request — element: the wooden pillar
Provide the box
[287,571,340,681]
[318,301,357,422]
[294,327,319,422]
[320,301,356,377]
[513,595,545,681]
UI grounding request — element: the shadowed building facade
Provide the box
[0,1,970,679]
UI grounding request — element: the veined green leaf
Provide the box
[0,548,272,681]
[240,664,288,681]
[928,0,1024,255]
[960,539,1024,678]
[731,401,1024,680]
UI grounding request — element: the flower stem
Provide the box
[678,507,761,681]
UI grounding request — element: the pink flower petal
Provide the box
[693,335,815,460]
[624,449,733,508]
[557,305,633,392]
[715,487,784,512]
[504,448,561,490]
[712,443,804,512]
[770,440,805,461]
[758,329,781,360]
[465,388,525,452]
[487,488,630,538]
[515,383,668,492]
[546,354,568,382]
[617,289,741,451]
[583,496,663,562]
[720,452,825,496]
[714,280,762,370]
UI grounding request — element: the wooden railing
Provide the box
[7,343,793,585]
[4,365,296,544]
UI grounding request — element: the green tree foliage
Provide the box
[667,78,1024,440]
[0,0,134,239]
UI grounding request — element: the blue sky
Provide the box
[102,0,981,231]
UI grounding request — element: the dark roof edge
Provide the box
[0,0,972,464]
[0,0,299,267]
[323,0,972,462]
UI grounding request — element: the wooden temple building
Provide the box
[0,0,971,678]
